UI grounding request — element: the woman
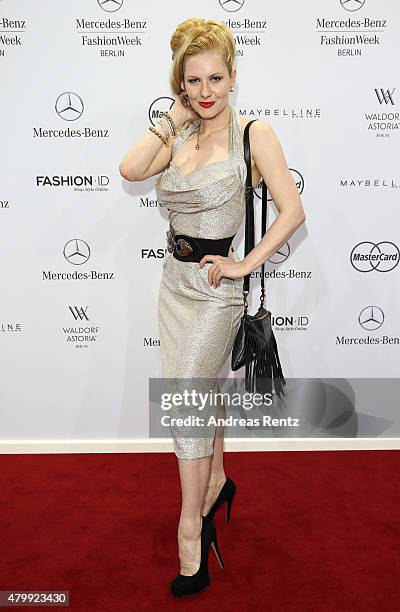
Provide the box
[119,18,305,598]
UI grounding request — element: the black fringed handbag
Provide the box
[231,119,287,398]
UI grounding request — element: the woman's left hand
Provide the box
[198,254,246,288]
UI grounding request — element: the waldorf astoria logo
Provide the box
[64,306,100,348]
[364,88,398,138]
[33,93,110,139]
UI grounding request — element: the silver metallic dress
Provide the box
[155,105,247,459]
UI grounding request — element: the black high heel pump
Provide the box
[202,477,236,523]
[170,515,224,598]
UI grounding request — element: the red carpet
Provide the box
[1,450,399,611]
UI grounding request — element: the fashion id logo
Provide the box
[36,174,110,192]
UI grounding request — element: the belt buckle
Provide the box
[166,228,175,253]
[175,238,193,257]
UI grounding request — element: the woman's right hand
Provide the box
[169,93,201,129]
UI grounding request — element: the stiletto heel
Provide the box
[202,476,236,523]
[170,516,224,598]
[226,492,235,523]
[210,535,224,569]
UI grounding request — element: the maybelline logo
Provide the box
[316,3,388,55]
[271,315,309,332]
[65,306,99,346]
[33,93,109,139]
[0,18,26,55]
[350,241,399,272]
[42,240,115,281]
[0,322,22,333]
[336,305,399,345]
[340,177,400,189]
[239,108,320,120]
[365,89,398,137]
[36,175,110,192]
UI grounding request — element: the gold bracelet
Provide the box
[162,111,177,136]
[157,116,173,140]
[148,126,169,146]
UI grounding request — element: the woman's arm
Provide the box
[240,120,306,275]
[199,120,306,288]
[119,96,200,182]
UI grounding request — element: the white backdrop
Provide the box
[1,0,399,448]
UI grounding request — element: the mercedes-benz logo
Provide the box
[63,239,91,265]
[219,0,245,12]
[358,306,384,331]
[350,241,400,272]
[269,243,290,264]
[98,0,124,12]
[55,92,84,121]
[340,0,366,12]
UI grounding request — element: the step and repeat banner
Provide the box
[1,0,399,446]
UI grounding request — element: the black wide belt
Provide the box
[166,225,235,263]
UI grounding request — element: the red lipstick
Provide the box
[199,101,215,108]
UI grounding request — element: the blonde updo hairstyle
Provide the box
[169,18,236,131]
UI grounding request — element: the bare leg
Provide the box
[177,454,212,575]
[201,398,227,516]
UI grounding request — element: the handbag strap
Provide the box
[243,120,268,310]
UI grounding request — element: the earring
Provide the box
[230,87,234,92]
